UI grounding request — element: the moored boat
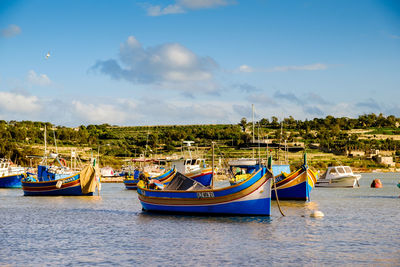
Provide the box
[316,166,361,188]
[22,164,100,196]
[137,167,273,216]
[272,162,318,200]
[0,159,26,188]
[229,154,318,200]
[123,168,176,190]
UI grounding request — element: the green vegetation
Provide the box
[0,113,399,170]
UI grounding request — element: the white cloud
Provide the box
[0,91,41,113]
[238,65,253,73]
[147,4,185,16]
[1,24,21,38]
[145,0,234,16]
[72,100,129,125]
[270,63,328,72]
[238,63,328,73]
[27,70,51,86]
[92,36,218,93]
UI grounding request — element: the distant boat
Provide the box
[0,159,26,188]
[22,164,100,196]
[316,166,361,188]
[170,158,212,186]
[137,168,273,216]
[123,168,176,190]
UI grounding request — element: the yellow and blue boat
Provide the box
[229,154,318,201]
[137,167,273,216]
[272,163,318,201]
[22,164,99,196]
[124,168,176,190]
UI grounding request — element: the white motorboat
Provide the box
[316,166,361,188]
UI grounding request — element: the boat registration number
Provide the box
[62,177,75,184]
[197,192,214,198]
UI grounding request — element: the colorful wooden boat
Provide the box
[0,159,25,188]
[272,164,318,200]
[22,164,99,196]
[137,167,273,216]
[123,170,140,190]
[123,168,176,190]
[229,155,318,200]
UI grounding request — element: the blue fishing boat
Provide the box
[22,164,99,196]
[137,167,273,216]
[0,159,25,188]
[124,168,177,190]
[272,164,317,201]
[229,154,318,201]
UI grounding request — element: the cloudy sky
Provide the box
[0,0,399,126]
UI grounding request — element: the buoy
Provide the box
[371,179,382,188]
[310,210,324,218]
[56,180,62,188]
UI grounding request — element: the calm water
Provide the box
[1,173,400,266]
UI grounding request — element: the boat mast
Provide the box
[252,104,255,143]
[211,142,215,189]
[252,104,255,159]
[44,125,47,165]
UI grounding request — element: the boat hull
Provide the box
[138,168,272,216]
[315,175,360,188]
[123,179,139,190]
[22,172,94,196]
[185,167,212,186]
[272,167,317,200]
[0,173,24,188]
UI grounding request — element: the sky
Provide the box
[0,0,399,126]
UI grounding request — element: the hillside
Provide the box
[1,113,400,171]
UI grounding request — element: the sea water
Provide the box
[1,173,399,266]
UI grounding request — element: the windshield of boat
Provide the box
[344,166,352,173]
[337,167,345,174]
[328,168,337,175]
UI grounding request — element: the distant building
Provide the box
[366,149,379,159]
[376,155,395,167]
[348,150,365,157]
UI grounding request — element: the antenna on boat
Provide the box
[183,141,194,159]
[53,129,58,155]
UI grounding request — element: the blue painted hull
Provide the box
[138,168,272,216]
[271,180,313,200]
[22,172,93,196]
[0,174,24,188]
[189,173,212,187]
[140,198,271,216]
[124,179,138,190]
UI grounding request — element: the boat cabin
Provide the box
[322,166,354,179]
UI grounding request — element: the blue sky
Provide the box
[0,0,399,126]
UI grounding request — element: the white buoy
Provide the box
[56,180,62,189]
[310,210,324,218]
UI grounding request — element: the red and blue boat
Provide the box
[22,164,99,196]
[137,167,273,216]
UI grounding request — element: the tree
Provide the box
[239,118,247,132]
